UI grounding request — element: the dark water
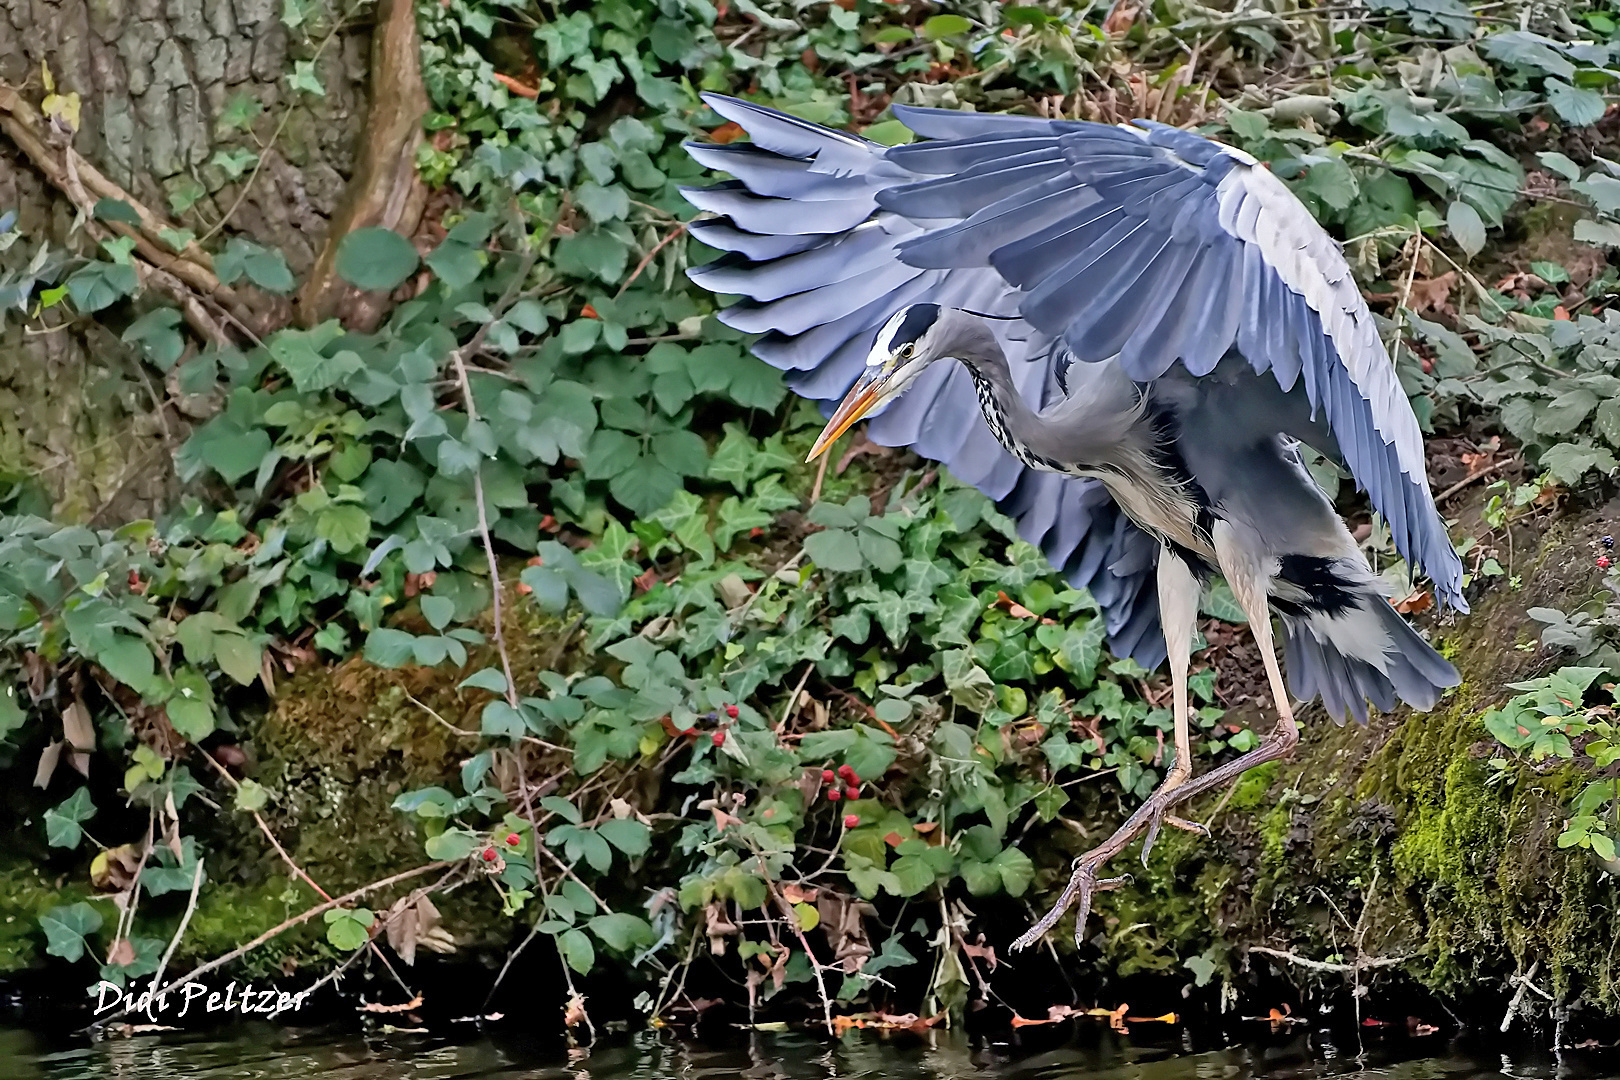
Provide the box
[0,1026,1615,1080]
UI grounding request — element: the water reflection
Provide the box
[0,1026,1611,1080]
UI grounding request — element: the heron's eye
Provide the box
[897,343,915,360]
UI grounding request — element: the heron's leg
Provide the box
[1012,528,1302,955]
[1140,547,1210,864]
[1209,520,1298,751]
[1011,553,1208,952]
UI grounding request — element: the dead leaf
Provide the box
[698,798,742,831]
[708,122,745,144]
[359,994,424,1014]
[961,937,998,972]
[1102,2,1136,33]
[34,740,62,788]
[91,844,145,891]
[993,590,1040,620]
[385,895,420,966]
[782,883,818,904]
[705,901,738,955]
[493,72,539,99]
[62,699,94,751]
[835,433,890,475]
[1393,589,1432,614]
[563,993,589,1028]
[1407,272,1457,315]
[106,938,136,967]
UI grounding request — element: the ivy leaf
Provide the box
[0,682,24,741]
[425,240,484,290]
[66,261,137,312]
[845,725,897,782]
[364,627,418,668]
[992,847,1035,896]
[41,903,102,962]
[921,13,971,38]
[1545,80,1606,127]
[609,457,680,517]
[267,321,352,393]
[45,787,96,848]
[288,59,325,96]
[216,238,294,294]
[93,198,141,226]
[235,779,269,812]
[335,227,421,291]
[804,529,863,572]
[1446,200,1486,258]
[890,855,937,896]
[181,415,272,485]
[575,181,630,224]
[942,648,996,711]
[323,907,374,950]
[315,504,371,553]
[97,634,156,693]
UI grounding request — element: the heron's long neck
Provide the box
[942,319,1067,472]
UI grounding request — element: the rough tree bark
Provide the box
[0,0,424,521]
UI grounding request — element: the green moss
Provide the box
[0,858,88,973]
[1228,760,1281,810]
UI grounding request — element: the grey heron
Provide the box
[680,94,1466,949]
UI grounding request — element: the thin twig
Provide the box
[1250,945,1407,973]
[616,223,686,298]
[143,858,204,1009]
[754,850,834,1035]
[95,861,453,1024]
[1435,457,1513,504]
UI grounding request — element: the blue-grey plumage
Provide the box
[679,95,1468,948]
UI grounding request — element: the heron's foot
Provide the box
[1010,852,1132,953]
[1138,769,1207,866]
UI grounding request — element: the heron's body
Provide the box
[680,94,1468,947]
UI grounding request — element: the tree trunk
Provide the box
[0,0,421,521]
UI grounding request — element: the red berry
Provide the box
[822,769,836,784]
[505,832,521,846]
[843,814,860,828]
[837,764,854,780]
[726,704,739,719]
[827,789,841,802]
[844,786,858,800]
[1601,556,1612,569]
[482,847,497,862]
[712,731,726,746]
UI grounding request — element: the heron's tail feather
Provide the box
[1279,597,1458,725]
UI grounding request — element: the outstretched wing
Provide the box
[682,95,1166,664]
[882,105,1466,611]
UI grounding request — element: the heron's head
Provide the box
[807,304,949,461]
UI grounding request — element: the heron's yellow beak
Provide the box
[807,370,885,462]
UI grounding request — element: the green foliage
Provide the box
[1484,666,1620,862]
[3,0,1619,1024]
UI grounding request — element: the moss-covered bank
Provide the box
[1062,496,1620,1016]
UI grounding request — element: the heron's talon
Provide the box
[1167,814,1209,836]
